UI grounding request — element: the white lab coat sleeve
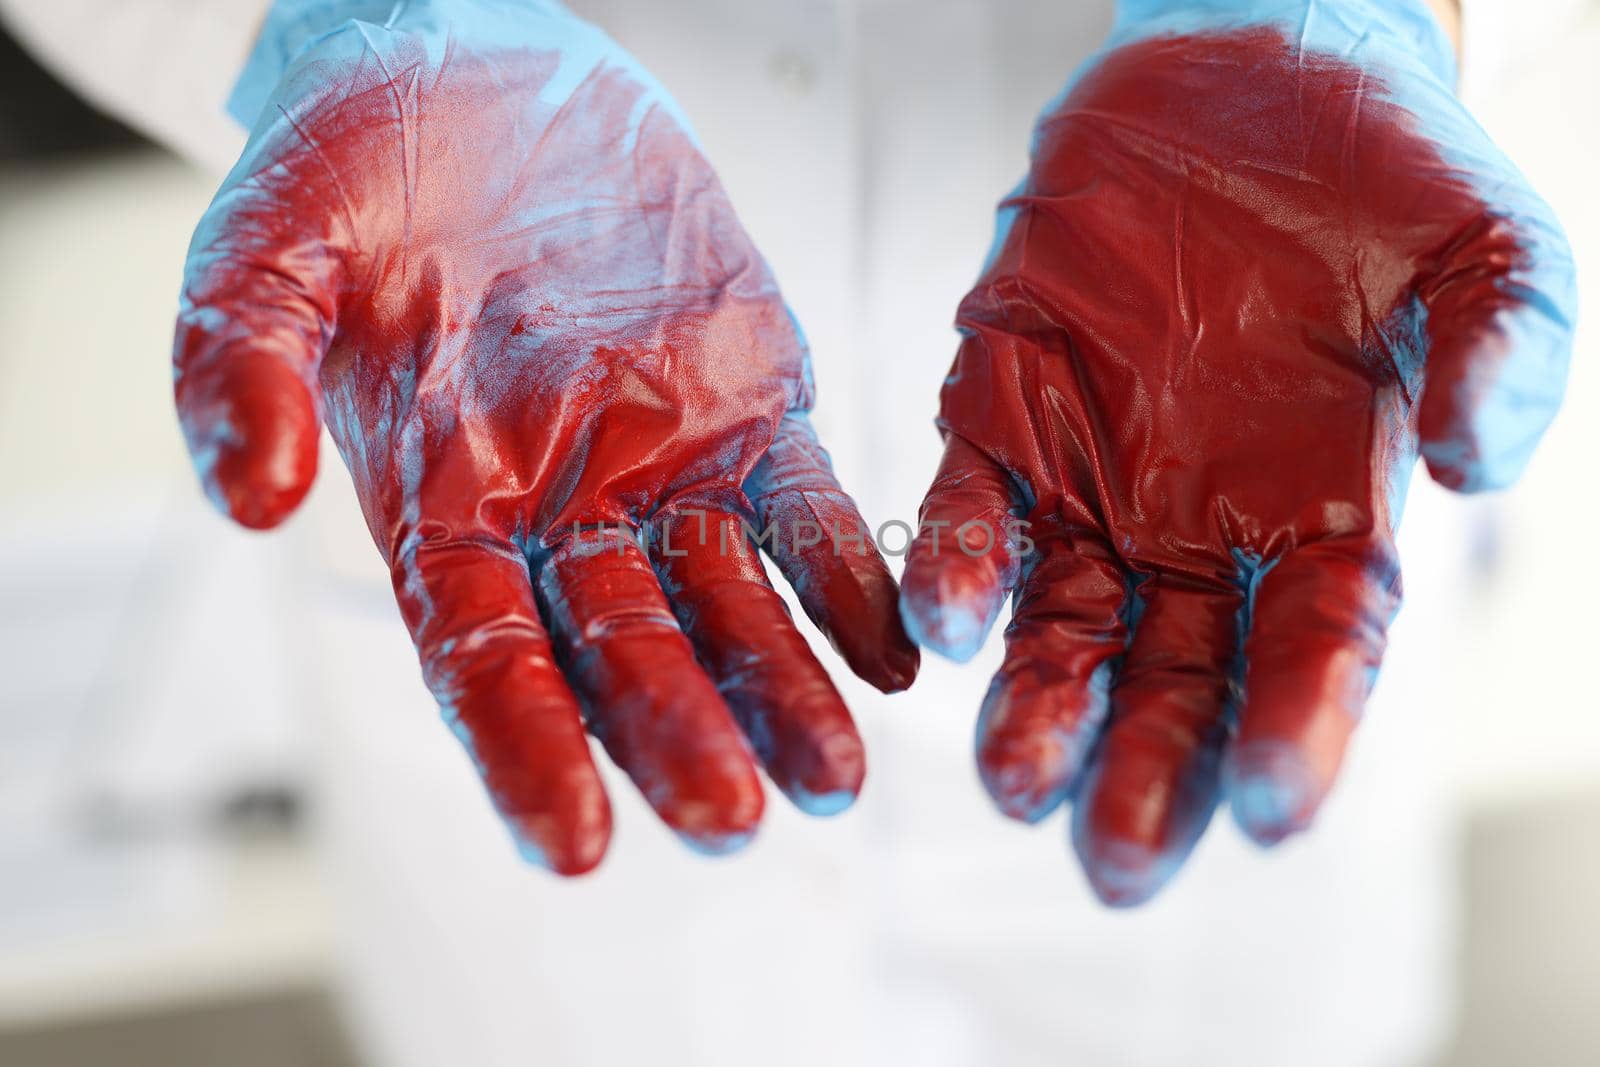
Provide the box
[0,0,270,173]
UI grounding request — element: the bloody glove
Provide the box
[900,0,1575,905]
[174,0,917,875]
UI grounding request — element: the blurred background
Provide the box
[1,3,1597,1066]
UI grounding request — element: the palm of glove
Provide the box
[176,17,915,874]
[185,33,803,537]
[902,26,1574,905]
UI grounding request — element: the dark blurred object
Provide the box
[219,786,304,834]
[0,19,148,159]
[0,989,361,1067]
[1437,788,1600,1067]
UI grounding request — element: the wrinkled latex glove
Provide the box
[174,0,918,874]
[901,0,1576,906]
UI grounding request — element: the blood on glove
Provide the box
[175,0,916,873]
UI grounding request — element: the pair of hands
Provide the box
[175,0,1574,904]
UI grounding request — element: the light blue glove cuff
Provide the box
[1111,0,1458,88]
[227,0,580,125]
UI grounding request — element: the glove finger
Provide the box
[745,411,918,693]
[1420,162,1577,492]
[392,535,611,876]
[654,507,865,816]
[1225,542,1399,846]
[976,530,1128,823]
[1071,575,1241,908]
[173,188,341,529]
[899,434,1024,663]
[538,526,765,854]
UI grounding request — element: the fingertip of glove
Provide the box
[899,594,989,664]
[818,556,922,692]
[1073,836,1174,909]
[182,357,321,529]
[978,739,1076,825]
[663,767,766,857]
[676,825,761,857]
[1225,744,1317,848]
[205,451,317,530]
[787,785,860,818]
[855,630,922,693]
[515,829,608,878]
[507,807,612,878]
[899,553,1006,662]
[1422,451,1518,496]
[782,729,867,816]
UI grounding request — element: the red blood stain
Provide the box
[937,28,1532,900]
[174,38,910,872]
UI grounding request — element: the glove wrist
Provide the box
[227,0,582,125]
[1111,0,1458,87]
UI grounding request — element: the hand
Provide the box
[174,0,916,874]
[900,0,1575,905]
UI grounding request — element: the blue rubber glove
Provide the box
[175,0,916,874]
[899,0,1577,905]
